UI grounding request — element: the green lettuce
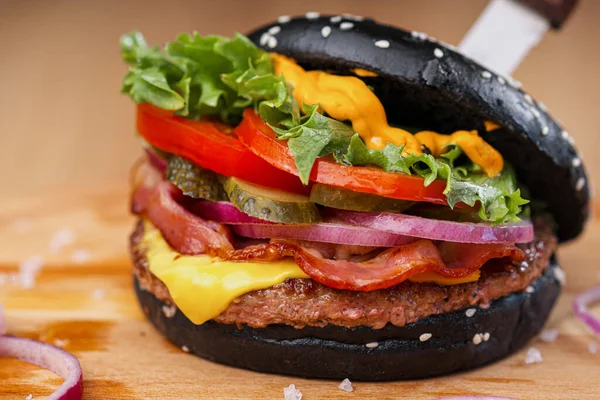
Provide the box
[120,31,528,224]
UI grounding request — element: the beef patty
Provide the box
[131,219,557,329]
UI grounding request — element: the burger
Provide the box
[120,14,590,380]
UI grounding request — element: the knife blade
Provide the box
[459,0,578,77]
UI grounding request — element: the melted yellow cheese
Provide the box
[142,220,309,325]
[272,54,504,177]
[484,120,501,132]
[352,68,378,77]
[408,270,480,285]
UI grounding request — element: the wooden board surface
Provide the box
[0,187,599,400]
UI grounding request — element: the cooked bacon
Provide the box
[131,158,526,291]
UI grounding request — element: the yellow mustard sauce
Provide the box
[272,54,504,177]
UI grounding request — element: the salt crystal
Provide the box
[181,345,190,353]
[539,328,558,343]
[25,395,33,400]
[71,249,91,264]
[525,347,543,364]
[284,384,303,400]
[338,378,353,392]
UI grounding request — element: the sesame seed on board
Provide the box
[434,48,443,58]
[419,333,432,342]
[277,15,291,24]
[321,26,331,38]
[340,22,354,30]
[374,40,390,49]
[305,11,320,19]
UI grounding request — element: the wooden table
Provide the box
[0,187,599,400]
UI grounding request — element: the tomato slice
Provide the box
[236,109,450,205]
[136,104,309,194]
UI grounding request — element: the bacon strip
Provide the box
[131,158,525,291]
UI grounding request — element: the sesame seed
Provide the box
[320,26,331,38]
[418,32,428,40]
[508,78,522,89]
[305,11,320,19]
[526,286,535,293]
[181,345,190,353]
[568,135,575,145]
[267,36,277,49]
[268,26,281,35]
[572,157,581,167]
[561,130,569,140]
[419,333,432,342]
[411,31,419,38]
[343,13,364,21]
[259,32,270,46]
[525,347,543,364]
[483,332,491,342]
[374,40,390,49]
[365,341,379,348]
[340,22,354,30]
[520,261,529,269]
[589,343,598,354]
[481,71,492,79]
[330,15,342,23]
[498,76,506,85]
[542,126,549,135]
[473,333,482,345]
[434,48,444,58]
[538,101,548,112]
[338,378,354,392]
[576,177,585,191]
[277,15,291,24]
[524,94,534,105]
[539,328,559,343]
[531,107,541,118]
[554,267,567,286]
[162,304,177,318]
[465,308,476,317]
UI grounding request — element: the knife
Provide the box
[459,0,578,77]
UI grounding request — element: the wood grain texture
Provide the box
[0,187,599,399]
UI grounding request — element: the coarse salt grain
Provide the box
[321,26,331,38]
[374,40,390,49]
[162,304,177,318]
[338,378,353,392]
[525,347,543,364]
[465,308,476,317]
[365,341,379,348]
[26,395,33,400]
[48,228,76,253]
[589,343,598,354]
[284,384,303,400]
[71,249,91,264]
[181,345,190,353]
[539,328,559,343]
[419,333,432,342]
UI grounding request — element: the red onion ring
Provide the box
[0,306,84,400]
[145,147,168,172]
[192,200,416,246]
[231,222,416,247]
[573,286,600,337]
[327,209,534,244]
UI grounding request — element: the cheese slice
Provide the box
[141,220,482,325]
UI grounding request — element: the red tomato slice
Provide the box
[136,104,309,195]
[236,109,451,205]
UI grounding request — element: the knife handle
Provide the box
[514,0,578,28]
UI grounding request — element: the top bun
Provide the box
[247,13,590,242]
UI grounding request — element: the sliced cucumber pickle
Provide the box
[310,184,414,213]
[223,177,321,224]
[166,156,227,201]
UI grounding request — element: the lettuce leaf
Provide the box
[343,138,528,223]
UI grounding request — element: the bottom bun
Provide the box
[134,259,560,381]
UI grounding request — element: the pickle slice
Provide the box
[310,184,414,213]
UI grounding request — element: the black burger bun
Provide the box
[247,14,590,242]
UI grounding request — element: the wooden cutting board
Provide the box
[0,186,599,400]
